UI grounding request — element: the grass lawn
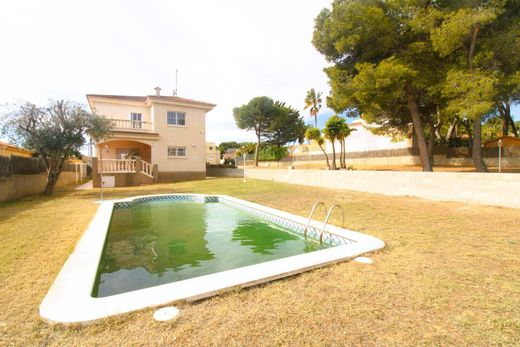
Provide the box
[1,178,519,346]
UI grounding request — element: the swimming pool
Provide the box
[40,194,384,324]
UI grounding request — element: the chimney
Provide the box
[154,86,161,97]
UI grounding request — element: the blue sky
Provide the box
[0,0,517,145]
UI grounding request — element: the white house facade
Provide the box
[87,88,215,187]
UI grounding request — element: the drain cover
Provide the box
[354,256,374,264]
[153,307,180,321]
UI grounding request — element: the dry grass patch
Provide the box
[1,178,519,346]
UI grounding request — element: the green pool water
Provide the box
[93,200,326,297]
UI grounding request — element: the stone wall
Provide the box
[243,169,520,209]
[260,146,520,169]
[0,172,76,203]
[206,167,244,178]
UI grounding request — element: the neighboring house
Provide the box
[0,141,33,157]
[223,148,238,162]
[484,136,520,148]
[295,119,412,156]
[87,87,215,187]
[205,142,220,165]
[324,119,412,154]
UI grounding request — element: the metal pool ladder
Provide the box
[319,204,344,244]
[303,201,326,240]
[303,202,344,245]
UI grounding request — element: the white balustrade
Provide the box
[111,119,153,131]
[98,159,136,173]
[140,160,154,178]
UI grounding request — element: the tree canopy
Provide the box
[304,88,323,127]
[233,96,305,166]
[305,126,330,169]
[218,141,241,156]
[312,0,520,172]
[264,102,306,148]
[1,100,112,195]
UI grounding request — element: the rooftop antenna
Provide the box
[173,69,178,96]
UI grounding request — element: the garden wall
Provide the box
[263,146,520,169]
[206,167,244,178]
[0,172,76,203]
[241,169,520,209]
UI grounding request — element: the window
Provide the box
[168,146,187,158]
[167,111,186,126]
[209,146,213,150]
[130,113,142,129]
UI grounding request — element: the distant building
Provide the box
[484,136,520,148]
[0,141,33,157]
[325,119,412,154]
[206,142,220,165]
[295,119,412,156]
[223,148,238,161]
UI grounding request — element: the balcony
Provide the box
[110,119,154,132]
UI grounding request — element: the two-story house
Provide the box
[205,142,220,165]
[87,87,215,187]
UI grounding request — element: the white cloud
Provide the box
[0,0,333,144]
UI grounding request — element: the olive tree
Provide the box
[2,100,112,195]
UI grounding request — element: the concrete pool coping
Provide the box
[39,194,385,324]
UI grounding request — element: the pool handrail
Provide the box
[303,201,327,240]
[319,204,345,244]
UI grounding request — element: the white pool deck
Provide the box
[39,194,385,324]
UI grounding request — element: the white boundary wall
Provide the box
[245,169,520,209]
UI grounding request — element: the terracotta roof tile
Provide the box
[86,94,147,102]
[86,94,215,107]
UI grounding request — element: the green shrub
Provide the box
[258,146,288,161]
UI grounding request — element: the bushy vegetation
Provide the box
[258,145,288,161]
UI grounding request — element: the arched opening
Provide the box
[96,140,152,163]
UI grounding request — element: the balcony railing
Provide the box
[98,159,136,173]
[111,119,154,131]
[97,159,155,178]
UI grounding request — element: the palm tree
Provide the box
[323,115,344,170]
[305,127,330,169]
[337,120,354,169]
[304,89,322,127]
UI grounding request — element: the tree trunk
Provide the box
[506,103,517,137]
[330,141,337,170]
[502,114,509,136]
[43,161,63,196]
[342,139,347,168]
[254,133,260,166]
[339,139,345,169]
[428,121,435,168]
[472,117,488,172]
[405,83,433,171]
[318,144,330,169]
[435,122,442,140]
[497,102,509,136]
[446,118,458,141]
